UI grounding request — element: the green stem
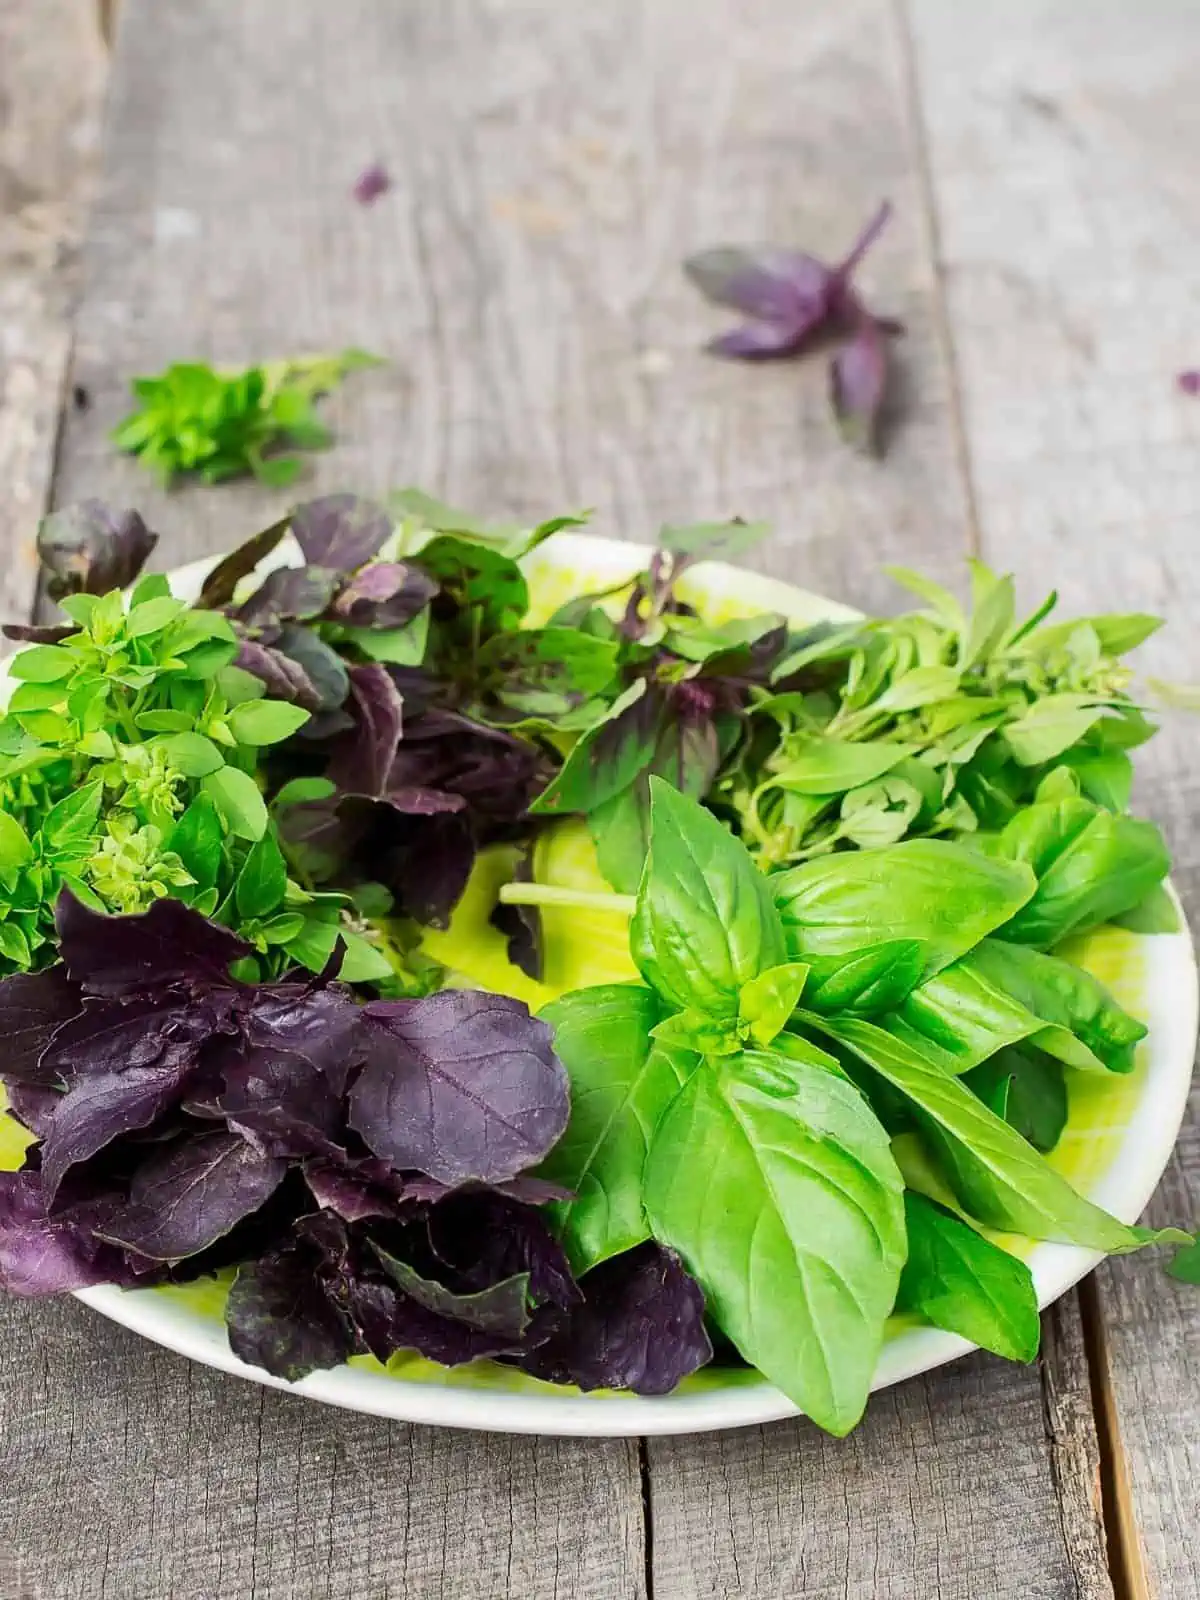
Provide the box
[498,882,636,916]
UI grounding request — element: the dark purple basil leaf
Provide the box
[350,992,568,1186]
[238,982,365,1094]
[3,1082,61,1138]
[684,246,831,322]
[275,623,350,715]
[217,1048,342,1157]
[303,1158,397,1222]
[393,1173,572,1207]
[379,813,475,928]
[830,315,890,455]
[531,682,665,816]
[370,1242,531,1339]
[39,1053,201,1203]
[327,664,404,799]
[0,1171,126,1295]
[95,1131,288,1261]
[37,501,158,601]
[274,795,355,885]
[331,561,437,629]
[55,891,251,997]
[0,966,82,1085]
[226,1241,354,1379]
[1180,370,1200,396]
[428,1189,580,1313]
[234,638,321,710]
[352,163,391,205]
[40,995,212,1083]
[291,494,391,573]
[490,846,542,983]
[1,622,75,644]
[387,710,550,823]
[517,1243,712,1395]
[197,518,290,610]
[385,787,467,817]
[707,321,819,359]
[237,565,340,630]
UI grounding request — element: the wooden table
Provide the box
[2,3,1199,1596]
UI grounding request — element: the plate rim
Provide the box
[52,532,1196,1436]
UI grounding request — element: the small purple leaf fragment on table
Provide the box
[1178,370,1200,396]
[352,163,391,205]
[830,314,891,455]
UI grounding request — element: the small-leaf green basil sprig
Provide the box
[0,577,389,983]
[521,781,1186,1434]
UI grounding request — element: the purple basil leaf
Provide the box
[217,1048,342,1157]
[274,624,350,715]
[36,501,158,601]
[40,995,212,1083]
[95,1131,288,1261]
[428,1189,580,1311]
[330,561,437,628]
[235,638,321,710]
[290,494,391,573]
[1,622,76,644]
[379,813,475,928]
[830,315,890,455]
[55,890,251,997]
[707,321,820,359]
[0,1171,127,1296]
[3,1082,61,1138]
[350,991,568,1186]
[239,982,365,1095]
[384,787,467,817]
[370,1241,531,1340]
[237,565,340,630]
[327,664,404,799]
[303,1158,397,1222]
[226,1240,355,1379]
[517,1242,712,1395]
[196,518,289,610]
[39,1053,202,1203]
[1179,370,1200,396]
[352,163,391,205]
[386,710,550,822]
[0,966,82,1085]
[684,246,831,322]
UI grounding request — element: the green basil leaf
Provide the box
[166,795,225,893]
[1167,1240,1200,1285]
[272,776,337,810]
[531,681,662,816]
[1058,747,1132,813]
[631,780,786,1020]
[0,812,34,884]
[804,940,926,1016]
[336,930,394,983]
[870,665,961,714]
[767,737,919,796]
[896,1192,1039,1362]
[1002,695,1106,767]
[773,839,1035,983]
[964,1047,1067,1154]
[1110,884,1181,936]
[41,780,103,851]
[126,596,187,637]
[813,1014,1185,1251]
[991,797,1170,947]
[7,645,75,684]
[227,699,312,746]
[958,562,1016,672]
[161,731,226,777]
[235,833,289,921]
[0,920,32,968]
[650,1009,741,1055]
[537,983,696,1273]
[202,766,268,842]
[644,1047,906,1435]
[738,962,809,1046]
[342,613,430,667]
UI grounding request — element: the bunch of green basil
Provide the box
[537,782,1185,1435]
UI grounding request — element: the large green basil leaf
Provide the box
[643,1045,906,1435]
[989,797,1169,947]
[964,1046,1067,1153]
[631,780,786,1021]
[896,1192,1040,1362]
[812,1014,1184,1252]
[766,737,919,796]
[773,839,1035,983]
[886,938,1142,1077]
[804,939,926,1016]
[537,984,695,1273]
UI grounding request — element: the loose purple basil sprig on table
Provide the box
[0,891,711,1393]
[684,201,903,453]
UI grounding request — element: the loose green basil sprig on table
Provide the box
[533,782,1185,1435]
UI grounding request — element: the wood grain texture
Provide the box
[905,2,1200,1595]
[0,0,1123,1595]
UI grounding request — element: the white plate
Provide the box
[7,532,1195,1435]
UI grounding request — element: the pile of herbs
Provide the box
[0,492,1189,1434]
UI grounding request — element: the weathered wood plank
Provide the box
[2,0,1114,1594]
[906,2,1200,1595]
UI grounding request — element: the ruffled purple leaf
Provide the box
[290,494,391,574]
[385,709,549,822]
[227,1239,355,1380]
[39,1053,203,1203]
[517,1243,712,1395]
[216,1048,343,1158]
[235,638,321,711]
[428,1188,580,1314]
[95,1131,288,1261]
[370,1243,531,1341]
[238,981,365,1094]
[830,314,890,455]
[377,812,475,928]
[196,518,289,610]
[303,1158,397,1223]
[55,890,251,997]
[36,501,158,601]
[0,967,82,1085]
[0,1171,129,1296]
[330,562,437,629]
[3,1082,61,1138]
[40,995,212,1083]
[350,992,568,1186]
[275,624,351,717]
[327,664,404,799]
